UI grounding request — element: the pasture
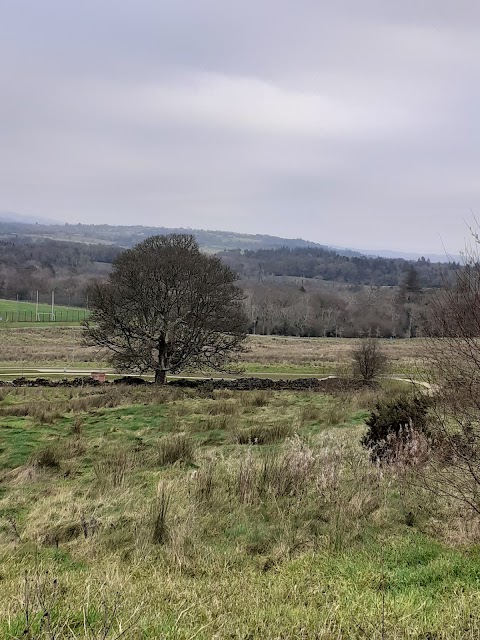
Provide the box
[0,381,479,638]
[0,328,426,378]
[0,299,88,325]
[0,331,477,638]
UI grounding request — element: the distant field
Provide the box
[244,335,427,376]
[0,298,88,323]
[0,328,428,379]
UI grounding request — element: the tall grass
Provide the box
[1,383,478,638]
[93,448,136,488]
[232,421,294,445]
[151,483,171,544]
[156,434,195,466]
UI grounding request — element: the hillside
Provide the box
[0,221,337,253]
[220,246,457,288]
[0,227,459,338]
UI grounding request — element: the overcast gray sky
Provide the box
[1,1,480,253]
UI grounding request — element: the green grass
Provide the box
[0,298,85,314]
[0,384,478,637]
[0,298,88,325]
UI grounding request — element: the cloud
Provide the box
[1,0,480,253]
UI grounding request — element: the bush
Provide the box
[361,394,430,462]
[351,337,388,384]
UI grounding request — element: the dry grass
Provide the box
[0,384,479,638]
[0,328,429,379]
[238,390,272,407]
[156,433,195,466]
[151,483,171,544]
[242,335,429,375]
[207,399,239,415]
[93,447,137,489]
[232,421,294,445]
[0,326,102,365]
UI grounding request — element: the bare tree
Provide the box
[421,246,480,512]
[84,234,248,383]
[351,337,388,384]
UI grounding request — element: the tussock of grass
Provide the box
[232,421,294,445]
[207,399,239,416]
[93,447,137,488]
[322,401,349,426]
[31,445,62,470]
[298,403,320,424]
[0,383,478,638]
[239,390,272,408]
[199,414,233,431]
[156,433,195,466]
[151,483,171,544]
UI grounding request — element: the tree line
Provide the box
[0,236,447,337]
[0,238,122,306]
[220,246,457,287]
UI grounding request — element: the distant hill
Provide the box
[0,221,347,253]
[0,211,61,225]
[0,219,457,264]
[349,247,460,264]
[219,245,457,288]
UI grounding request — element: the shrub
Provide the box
[351,337,388,384]
[361,394,430,462]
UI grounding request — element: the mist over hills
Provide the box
[353,247,459,264]
[0,218,452,261]
[0,211,60,225]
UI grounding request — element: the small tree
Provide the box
[84,234,248,383]
[351,337,388,384]
[421,243,480,512]
[399,266,422,302]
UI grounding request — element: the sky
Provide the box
[1,1,480,254]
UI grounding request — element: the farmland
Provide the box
[0,327,426,378]
[1,380,480,639]
[0,329,478,637]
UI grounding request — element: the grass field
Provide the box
[0,299,88,324]
[0,382,478,638]
[0,328,428,379]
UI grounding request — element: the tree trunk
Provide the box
[155,369,167,385]
[155,333,168,384]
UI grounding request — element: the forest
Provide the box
[0,233,452,338]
